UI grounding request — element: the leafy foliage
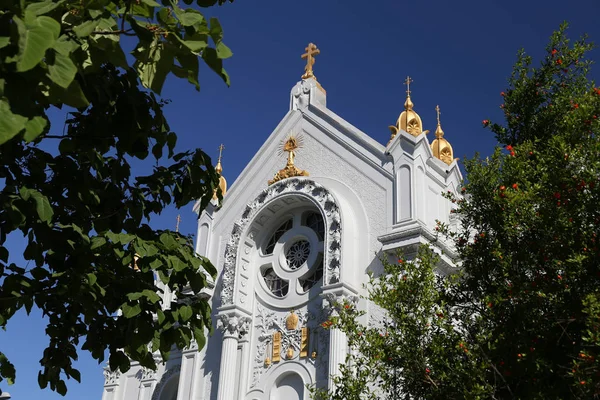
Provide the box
[0,0,233,395]
[315,23,600,399]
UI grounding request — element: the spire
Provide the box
[387,76,426,145]
[268,134,309,185]
[213,144,227,200]
[430,105,455,165]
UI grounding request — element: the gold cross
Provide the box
[436,105,441,125]
[175,214,181,233]
[301,43,320,79]
[217,144,225,163]
[404,76,413,96]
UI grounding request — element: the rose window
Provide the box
[258,210,325,299]
[285,240,310,270]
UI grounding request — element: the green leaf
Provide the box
[0,37,10,49]
[73,19,100,38]
[23,116,47,142]
[168,255,186,271]
[48,51,77,88]
[141,0,162,6]
[202,47,229,86]
[134,39,175,95]
[25,0,64,17]
[19,187,54,222]
[53,35,80,56]
[90,236,107,250]
[14,15,60,72]
[87,273,97,286]
[0,99,27,144]
[121,303,142,318]
[179,305,192,322]
[142,289,161,304]
[175,8,204,26]
[216,42,232,59]
[208,17,222,43]
[58,79,89,108]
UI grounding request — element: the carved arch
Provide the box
[220,178,342,306]
[151,364,181,400]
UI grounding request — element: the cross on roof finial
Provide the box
[175,214,181,233]
[436,105,441,125]
[217,144,225,163]
[301,43,320,79]
[404,76,413,96]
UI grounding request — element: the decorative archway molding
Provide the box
[220,178,342,307]
[151,364,181,400]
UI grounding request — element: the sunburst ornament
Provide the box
[268,133,309,185]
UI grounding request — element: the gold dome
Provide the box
[388,77,425,145]
[430,105,454,165]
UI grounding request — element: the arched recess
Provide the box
[151,365,180,400]
[219,177,370,309]
[246,361,313,400]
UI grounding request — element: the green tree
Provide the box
[315,23,600,399]
[0,0,233,395]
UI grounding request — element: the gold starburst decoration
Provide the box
[268,133,309,185]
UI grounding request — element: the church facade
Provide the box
[101,44,462,400]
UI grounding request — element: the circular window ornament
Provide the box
[285,240,310,270]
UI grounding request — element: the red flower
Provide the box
[554,192,561,199]
[482,119,490,126]
[556,59,563,65]
[500,185,506,191]
[501,91,506,97]
[425,368,431,374]
[510,151,515,157]
[344,304,350,309]
[594,88,600,95]
[512,183,518,190]
[557,275,562,280]
[573,103,579,109]
[551,49,558,56]
[506,144,513,151]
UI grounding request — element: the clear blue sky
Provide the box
[2,0,600,398]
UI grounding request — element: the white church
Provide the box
[101,43,461,400]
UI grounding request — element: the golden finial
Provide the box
[403,76,414,110]
[213,144,228,200]
[175,214,181,233]
[215,144,224,174]
[430,105,454,165]
[268,134,309,185]
[387,76,426,145]
[301,43,320,80]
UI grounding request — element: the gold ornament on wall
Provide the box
[286,310,299,330]
[272,332,281,363]
[268,134,309,185]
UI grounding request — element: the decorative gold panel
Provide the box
[300,327,309,358]
[272,332,281,363]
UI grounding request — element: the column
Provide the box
[236,335,251,398]
[322,290,358,391]
[216,313,251,400]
